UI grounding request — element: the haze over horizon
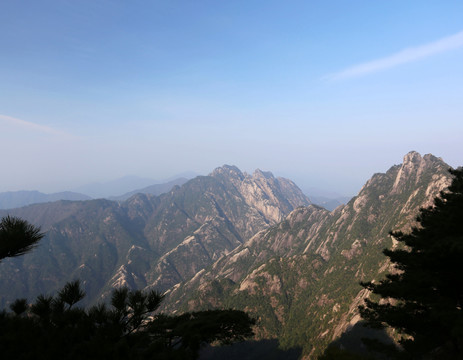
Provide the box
[1,1,462,195]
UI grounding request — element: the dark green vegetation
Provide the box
[1,280,255,359]
[0,215,45,260]
[200,339,302,359]
[0,167,309,307]
[318,322,393,359]
[360,168,463,359]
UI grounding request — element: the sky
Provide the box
[1,1,462,196]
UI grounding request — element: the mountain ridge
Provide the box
[162,151,452,357]
[0,178,192,210]
[0,190,91,210]
[0,166,309,307]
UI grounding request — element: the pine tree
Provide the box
[0,281,255,359]
[360,168,463,359]
[0,215,44,261]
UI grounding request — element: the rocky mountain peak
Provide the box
[402,150,422,165]
[252,169,274,180]
[356,152,448,200]
[210,165,244,179]
[389,151,448,196]
[400,151,444,173]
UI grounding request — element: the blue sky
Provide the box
[1,1,462,195]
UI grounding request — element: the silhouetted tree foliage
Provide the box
[0,281,255,359]
[318,345,376,360]
[360,168,463,359]
[317,321,394,360]
[0,215,44,260]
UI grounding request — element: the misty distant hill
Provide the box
[0,176,192,209]
[308,195,352,211]
[109,178,189,201]
[73,173,197,198]
[0,190,91,210]
[72,175,159,198]
[301,187,352,211]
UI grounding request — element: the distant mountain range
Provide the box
[0,152,452,358]
[71,175,160,198]
[72,173,197,198]
[0,177,191,210]
[108,178,189,201]
[0,191,91,210]
[302,187,353,211]
[307,195,352,211]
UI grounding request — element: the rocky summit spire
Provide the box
[210,165,244,178]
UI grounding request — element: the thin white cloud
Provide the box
[0,114,69,136]
[325,30,463,81]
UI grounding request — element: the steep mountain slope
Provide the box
[163,152,452,358]
[0,190,91,209]
[0,166,309,307]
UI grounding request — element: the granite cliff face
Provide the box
[163,152,452,358]
[0,166,309,306]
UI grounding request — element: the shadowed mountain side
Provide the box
[0,166,309,308]
[200,339,302,360]
[319,321,395,359]
[163,152,452,358]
